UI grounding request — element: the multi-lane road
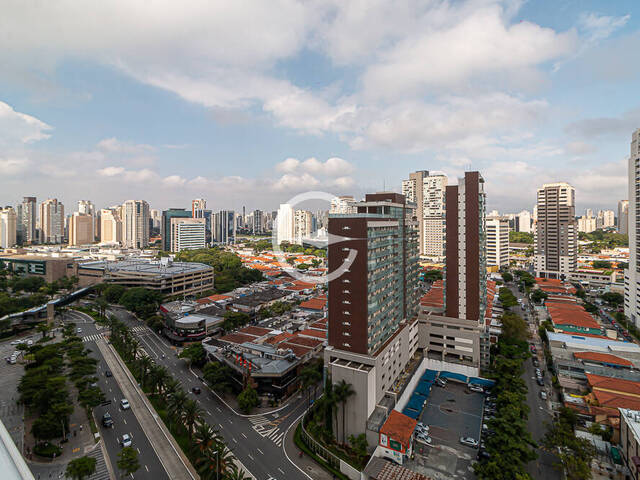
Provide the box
[106,307,312,480]
[65,310,170,480]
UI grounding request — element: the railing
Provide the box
[299,415,342,470]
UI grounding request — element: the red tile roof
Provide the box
[263,332,295,345]
[309,320,328,330]
[420,280,444,308]
[297,329,326,340]
[207,294,233,302]
[239,326,272,337]
[592,390,640,411]
[286,336,324,348]
[587,373,640,396]
[379,410,417,448]
[279,343,313,358]
[574,352,633,367]
[299,297,327,311]
[219,333,257,344]
[547,302,601,330]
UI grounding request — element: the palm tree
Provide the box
[148,364,169,395]
[335,380,355,444]
[193,423,219,456]
[137,356,153,388]
[167,389,189,427]
[224,465,251,480]
[182,398,204,439]
[129,339,141,362]
[162,378,180,401]
[196,442,233,480]
[94,297,108,319]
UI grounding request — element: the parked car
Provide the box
[102,413,114,428]
[540,391,548,400]
[120,399,130,410]
[468,384,484,393]
[417,433,432,444]
[77,328,82,333]
[435,377,447,387]
[416,422,429,432]
[120,434,132,447]
[105,370,112,377]
[530,344,537,354]
[191,386,201,395]
[477,450,491,460]
[26,340,33,346]
[460,437,479,448]
[536,377,545,386]
[10,340,19,346]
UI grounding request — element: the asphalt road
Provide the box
[66,310,170,480]
[108,307,312,480]
[508,286,562,480]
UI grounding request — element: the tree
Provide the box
[498,287,518,309]
[300,365,321,407]
[237,386,260,414]
[502,272,513,283]
[168,389,189,425]
[203,362,233,393]
[601,292,624,307]
[530,289,548,304]
[592,260,612,269]
[103,285,126,303]
[335,380,355,444]
[66,456,96,480]
[179,344,207,367]
[348,433,369,465]
[182,398,204,439]
[119,288,162,318]
[117,447,140,477]
[509,231,534,244]
[500,312,528,343]
[225,465,252,480]
[36,322,51,339]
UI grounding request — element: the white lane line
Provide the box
[145,465,149,472]
[241,432,247,439]
[257,448,264,455]
[206,410,212,416]
[248,454,254,461]
[216,407,222,413]
[123,419,127,425]
[232,437,237,443]
[137,448,140,453]
[219,423,224,429]
[278,468,285,474]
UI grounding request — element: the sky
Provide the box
[0,0,638,215]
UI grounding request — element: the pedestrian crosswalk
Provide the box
[84,444,110,480]
[131,326,148,334]
[82,333,104,343]
[249,416,286,446]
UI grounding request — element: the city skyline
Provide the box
[1,1,639,212]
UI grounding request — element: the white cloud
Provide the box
[97,166,125,177]
[275,158,300,173]
[578,12,630,43]
[0,157,30,175]
[276,156,355,177]
[162,175,186,187]
[0,101,52,145]
[272,173,321,191]
[97,137,154,154]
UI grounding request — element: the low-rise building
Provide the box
[0,253,74,283]
[620,408,640,480]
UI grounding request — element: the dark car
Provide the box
[105,370,112,377]
[102,412,114,428]
[536,377,544,386]
[191,386,201,395]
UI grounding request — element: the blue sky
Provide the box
[0,0,638,214]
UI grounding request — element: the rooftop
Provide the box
[379,409,417,448]
[573,351,633,367]
[80,259,212,277]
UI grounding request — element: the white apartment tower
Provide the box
[516,210,532,233]
[294,210,313,245]
[100,208,122,244]
[486,216,509,268]
[19,197,37,244]
[534,183,577,279]
[39,198,65,244]
[276,204,294,245]
[122,200,150,249]
[0,207,17,248]
[625,129,640,326]
[329,196,356,214]
[170,218,206,252]
[619,200,629,235]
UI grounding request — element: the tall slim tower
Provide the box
[213,210,235,244]
[0,207,17,248]
[19,197,37,244]
[444,172,486,322]
[625,129,640,325]
[533,183,577,279]
[276,204,294,245]
[619,200,629,235]
[122,200,150,249]
[39,198,65,244]
[192,199,206,217]
[402,170,429,255]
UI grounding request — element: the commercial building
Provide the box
[213,210,235,244]
[294,210,313,245]
[0,208,17,249]
[534,182,577,279]
[619,408,640,480]
[620,200,629,235]
[76,258,214,295]
[100,208,122,244]
[122,200,150,249]
[598,210,615,229]
[251,209,263,234]
[17,197,37,245]
[191,198,206,217]
[68,212,94,246]
[515,210,532,233]
[170,217,206,252]
[161,208,191,251]
[0,253,74,283]
[276,204,294,245]
[39,198,64,244]
[486,215,509,268]
[330,196,356,214]
[325,192,420,441]
[444,172,487,321]
[578,215,597,233]
[626,128,640,326]
[402,171,447,260]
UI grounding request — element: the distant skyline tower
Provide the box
[619,200,629,235]
[39,198,65,244]
[0,207,17,248]
[626,129,640,326]
[122,200,150,249]
[192,199,206,217]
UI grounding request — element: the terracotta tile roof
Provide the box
[207,294,233,302]
[420,280,444,308]
[592,390,640,411]
[196,298,213,305]
[574,352,633,367]
[309,320,328,330]
[379,410,417,449]
[299,297,327,311]
[279,343,313,358]
[239,326,272,337]
[587,373,640,396]
[286,336,323,348]
[547,302,601,330]
[219,333,258,344]
[297,329,326,340]
[263,332,295,345]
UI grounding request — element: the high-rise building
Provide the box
[619,200,629,235]
[150,209,162,230]
[626,129,640,325]
[444,172,487,321]
[329,196,356,214]
[68,212,94,246]
[586,208,594,219]
[325,192,419,440]
[39,198,65,244]
[251,210,263,235]
[77,200,95,216]
[213,210,235,244]
[122,200,150,249]
[294,210,313,244]
[0,207,17,248]
[17,196,36,245]
[192,199,206,217]
[422,174,447,261]
[596,210,615,229]
[276,204,294,245]
[170,218,206,252]
[402,170,430,256]
[100,208,122,244]
[194,208,213,245]
[161,208,191,251]
[578,215,597,233]
[515,210,532,233]
[534,182,577,279]
[486,216,509,268]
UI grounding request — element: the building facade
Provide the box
[100,208,122,244]
[0,208,17,249]
[444,172,487,321]
[534,182,577,279]
[18,197,37,244]
[191,198,206,217]
[276,204,294,245]
[170,217,206,252]
[325,192,420,440]
[620,200,630,235]
[515,210,532,233]
[162,208,191,251]
[626,129,640,326]
[294,210,313,245]
[213,210,235,244]
[38,198,64,244]
[68,212,94,246]
[486,216,509,268]
[330,196,356,214]
[122,200,150,249]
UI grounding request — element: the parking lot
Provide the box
[407,380,486,480]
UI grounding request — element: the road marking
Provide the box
[232,437,237,443]
[248,453,254,460]
[278,468,285,474]
[137,448,141,453]
[219,423,224,429]
[206,410,211,416]
[228,418,233,424]
[257,448,264,455]
[216,407,222,413]
[241,432,247,439]
[145,465,149,472]
[123,419,127,425]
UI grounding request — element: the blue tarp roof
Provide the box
[439,371,468,382]
[407,395,425,411]
[402,407,420,419]
[415,382,431,396]
[422,370,437,382]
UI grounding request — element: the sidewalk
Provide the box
[283,417,332,480]
[96,340,198,480]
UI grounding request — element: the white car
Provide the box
[26,340,33,346]
[10,340,19,346]
[416,422,429,432]
[460,437,479,448]
[77,328,82,333]
[468,384,484,393]
[120,399,130,410]
[120,434,132,447]
[417,433,432,444]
